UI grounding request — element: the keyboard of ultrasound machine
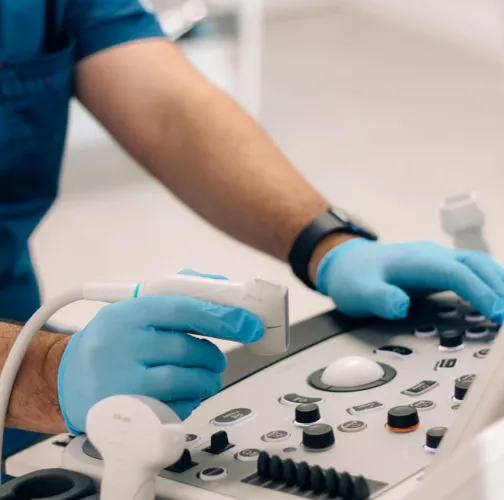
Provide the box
[8,294,496,499]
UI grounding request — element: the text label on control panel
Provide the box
[374,345,414,357]
[280,393,324,407]
[434,358,457,371]
[402,380,439,397]
[347,401,384,415]
[212,408,254,427]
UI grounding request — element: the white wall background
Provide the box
[30,2,503,350]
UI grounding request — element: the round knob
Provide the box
[454,378,472,402]
[425,427,447,451]
[295,403,321,425]
[439,330,463,350]
[302,423,335,451]
[320,356,384,388]
[387,406,420,432]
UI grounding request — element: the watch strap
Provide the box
[288,209,377,289]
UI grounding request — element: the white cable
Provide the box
[0,287,84,484]
[0,275,289,485]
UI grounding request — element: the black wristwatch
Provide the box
[288,207,378,289]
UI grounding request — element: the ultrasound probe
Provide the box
[0,274,289,486]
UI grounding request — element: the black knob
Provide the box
[454,378,472,401]
[302,423,335,451]
[297,461,311,490]
[282,458,297,487]
[310,465,326,494]
[387,406,420,432]
[339,472,355,499]
[354,476,371,500]
[426,427,447,450]
[295,403,321,425]
[439,330,463,349]
[257,451,270,478]
[269,455,283,482]
[325,468,340,498]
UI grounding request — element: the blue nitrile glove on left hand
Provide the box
[317,239,504,323]
[58,270,264,435]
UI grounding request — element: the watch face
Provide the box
[329,207,377,239]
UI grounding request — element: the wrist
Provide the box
[308,234,360,286]
[7,330,70,434]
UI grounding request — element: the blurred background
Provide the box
[33,0,503,336]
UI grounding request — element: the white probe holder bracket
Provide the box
[441,192,490,253]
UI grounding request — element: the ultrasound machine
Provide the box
[1,193,504,500]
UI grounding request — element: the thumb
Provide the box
[336,276,411,320]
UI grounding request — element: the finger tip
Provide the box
[390,298,410,319]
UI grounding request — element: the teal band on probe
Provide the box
[133,283,141,298]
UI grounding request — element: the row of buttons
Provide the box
[414,326,493,341]
[347,380,473,419]
[436,305,486,322]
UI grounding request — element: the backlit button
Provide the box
[438,330,464,352]
[347,401,384,416]
[453,377,474,403]
[199,467,227,482]
[414,326,438,338]
[212,408,254,427]
[474,348,490,359]
[402,380,439,397]
[374,345,414,357]
[437,305,458,318]
[465,326,489,339]
[411,400,436,412]
[261,430,290,442]
[465,311,486,323]
[425,427,447,453]
[280,393,324,407]
[337,420,367,433]
[185,434,200,446]
[235,448,260,462]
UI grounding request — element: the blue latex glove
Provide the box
[57,270,264,435]
[317,239,504,322]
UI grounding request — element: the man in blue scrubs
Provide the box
[2,0,504,472]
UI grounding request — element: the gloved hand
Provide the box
[57,270,264,435]
[317,239,504,322]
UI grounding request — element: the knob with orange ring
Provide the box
[386,406,420,433]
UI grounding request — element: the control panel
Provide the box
[8,295,498,499]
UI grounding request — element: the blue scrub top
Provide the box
[0,0,165,466]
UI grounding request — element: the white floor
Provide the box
[30,6,503,351]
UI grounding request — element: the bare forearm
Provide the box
[77,42,328,262]
[146,62,329,261]
[0,322,68,433]
[77,41,353,272]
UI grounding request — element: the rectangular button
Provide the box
[402,380,439,397]
[347,401,384,415]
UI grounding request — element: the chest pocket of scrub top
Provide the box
[0,13,74,320]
